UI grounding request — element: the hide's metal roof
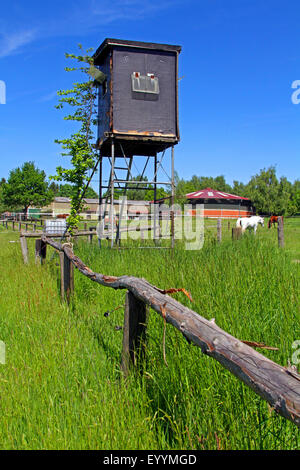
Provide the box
[93,38,181,64]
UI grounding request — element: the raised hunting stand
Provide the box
[93,38,181,247]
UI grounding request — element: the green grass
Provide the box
[204,217,300,257]
[0,219,299,449]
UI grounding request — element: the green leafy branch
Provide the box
[51,45,102,232]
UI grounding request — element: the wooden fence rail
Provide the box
[19,226,155,264]
[22,233,300,428]
[5,216,285,245]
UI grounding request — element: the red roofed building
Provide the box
[186,188,255,219]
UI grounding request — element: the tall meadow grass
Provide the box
[0,220,299,449]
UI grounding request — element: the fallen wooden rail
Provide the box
[39,234,300,428]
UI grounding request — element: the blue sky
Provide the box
[0,0,300,191]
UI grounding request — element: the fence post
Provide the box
[35,239,47,264]
[232,227,242,240]
[59,251,74,303]
[89,227,93,244]
[278,216,284,248]
[121,291,147,377]
[20,236,29,264]
[217,218,222,243]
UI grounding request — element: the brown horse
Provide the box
[268,215,283,228]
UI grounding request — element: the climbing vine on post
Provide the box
[52,45,104,232]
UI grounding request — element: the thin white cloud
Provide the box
[90,0,182,24]
[42,0,187,36]
[38,91,58,103]
[0,0,186,58]
[0,29,37,58]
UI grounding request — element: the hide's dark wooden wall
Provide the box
[94,38,181,156]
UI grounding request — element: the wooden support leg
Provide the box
[232,227,242,240]
[20,236,29,264]
[59,251,74,303]
[35,239,47,265]
[89,227,93,244]
[278,216,284,248]
[121,291,147,377]
[217,218,222,243]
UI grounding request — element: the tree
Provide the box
[52,45,103,231]
[232,180,247,197]
[245,166,293,215]
[125,176,168,201]
[48,181,60,196]
[172,168,298,215]
[0,178,6,213]
[102,175,168,201]
[55,183,98,199]
[277,176,294,216]
[290,180,300,214]
[174,173,233,205]
[2,162,54,214]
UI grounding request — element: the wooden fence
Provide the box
[1,219,43,232]
[17,230,300,428]
[2,216,285,247]
[231,216,285,246]
[1,219,93,233]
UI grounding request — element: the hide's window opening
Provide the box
[131,73,159,94]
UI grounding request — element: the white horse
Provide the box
[236,216,264,234]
